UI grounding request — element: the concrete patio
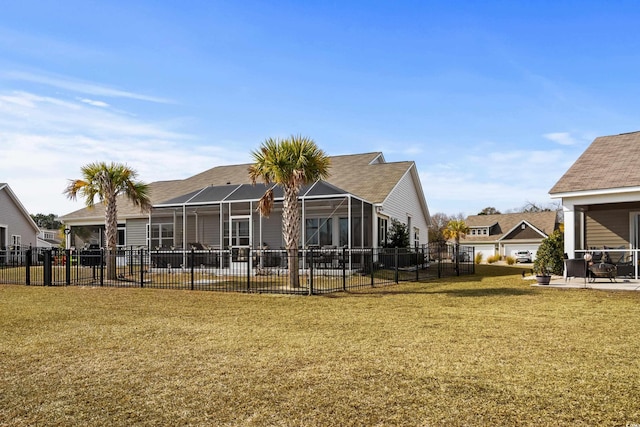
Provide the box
[525,274,640,291]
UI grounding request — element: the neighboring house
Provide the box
[460,211,560,261]
[37,229,63,248]
[60,153,430,255]
[550,131,640,270]
[0,183,39,263]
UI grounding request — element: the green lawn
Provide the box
[2,265,640,426]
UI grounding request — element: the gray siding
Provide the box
[380,170,429,246]
[0,187,38,248]
[254,214,283,248]
[125,218,148,247]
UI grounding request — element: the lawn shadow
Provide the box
[327,285,537,298]
[428,287,536,297]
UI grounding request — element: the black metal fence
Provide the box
[0,243,474,295]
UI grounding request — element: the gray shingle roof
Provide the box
[550,131,640,195]
[461,211,559,243]
[60,152,417,220]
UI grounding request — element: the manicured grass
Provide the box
[2,265,640,426]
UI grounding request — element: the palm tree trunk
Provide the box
[283,186,300,288]
[104,191,118,281]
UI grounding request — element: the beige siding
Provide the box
[586,209,629,248]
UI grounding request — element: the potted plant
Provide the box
[533,259,552,285]
[533,230,565,285]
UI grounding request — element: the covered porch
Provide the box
[149,181,374,272]
[558,191,640,280]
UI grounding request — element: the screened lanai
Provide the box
[149,180,373,257]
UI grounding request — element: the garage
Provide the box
[504,244,540,262]
[472,244,496,260]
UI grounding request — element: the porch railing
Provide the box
[0,244,475,295]
[574,248,639,280]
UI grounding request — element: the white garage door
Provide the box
[505,244,540,260]
[472,245,496,260]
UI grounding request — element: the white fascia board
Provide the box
[552,187,640,206]
[551,186,640,200]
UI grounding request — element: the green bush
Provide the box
[533,229,564,275]
[505,256,516,265]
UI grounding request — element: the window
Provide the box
[378,217,388,246]
[11,235,21,249]
[148,223,174,249]
[413,227,420,247]
[117,224,126,247]
[305,217,332,247]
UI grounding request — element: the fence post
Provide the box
[370,248,375,288]
[471,247,475,274]
[456,243,460,276]
[25,248,32,286]
[394,247,399,284]
[342,247,347,291]
[129,247,134,277]
[65,249,71,286]
[139,248,145,288]
[99,249,104,286]
[415,249,419,282]
[43,250,52,286]
[247,248,251,292]
[309,248,314,295]
[190,248,195,291]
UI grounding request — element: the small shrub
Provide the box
[505,256,516,265]
[533,229,565,275]
[487,254,501,264]
[474,253,484,264]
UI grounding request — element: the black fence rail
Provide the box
[0,244,474,295]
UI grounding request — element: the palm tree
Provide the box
[443,219,470,245]
[443,219,470,267]
[249,135,331,288]
[64,162,151,280]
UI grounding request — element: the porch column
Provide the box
[563,201,576,258]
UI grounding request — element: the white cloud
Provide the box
[543,132,577,146]
[79,98,110,108]
[0,90,250,216]
[1,70,172,103]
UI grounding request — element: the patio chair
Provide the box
[603,245,634,277]
[588,247,603,263]
[564,258,588,284]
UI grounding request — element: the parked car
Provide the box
[452,251,471,262]
[514,250,532,263]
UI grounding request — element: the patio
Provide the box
[527,274,640,291]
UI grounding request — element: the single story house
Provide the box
[60,152,430,259]
[460,211,560,261]
[550,131,640,277]
[0,183,40,262]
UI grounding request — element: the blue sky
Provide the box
[2,1,640,218]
